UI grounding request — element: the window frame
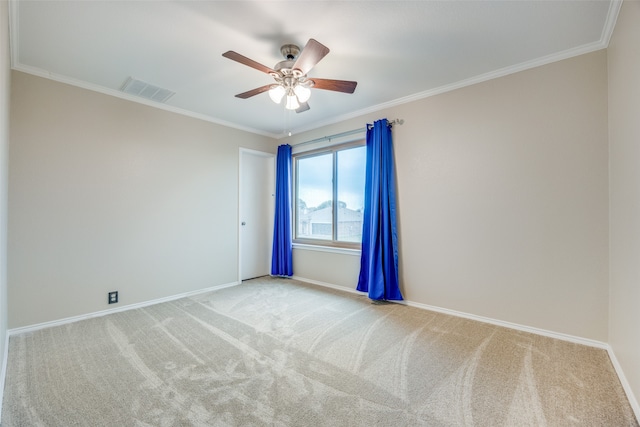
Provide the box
[292,140,366,250]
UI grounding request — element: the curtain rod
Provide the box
[292,118,404,148]
[367,118,404,130]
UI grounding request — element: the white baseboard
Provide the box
[606,346,640,422]
[7,281,239,337]
[0,281,239,424]
[2,276,638,423]
[293,275,640,421]
[291,275,365,296]
[0,331,9,424]
[403,299,609,349]
[293,275,608,349]
[405,299,640,421]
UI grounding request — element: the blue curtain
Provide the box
[357,119,403,300]
[271,144,293,277]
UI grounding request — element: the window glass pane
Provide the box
[296,153,333,240]
[337,146,366,242]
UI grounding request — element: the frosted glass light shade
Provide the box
[294,85,311,103]
[268,85,286,103]
[285,94,300,110]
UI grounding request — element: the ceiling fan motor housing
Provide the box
[272,46,313,91]
[273,60,296,73]
[280,44,300,61]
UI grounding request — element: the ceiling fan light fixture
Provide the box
[293,84,311,103]
[268,85,286,104]
[285,90,300,110]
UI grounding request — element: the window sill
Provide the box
[292,243,361,257]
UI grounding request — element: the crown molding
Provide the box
[289,1,623,137]
[12,64,281,139]
[290,42,610,136]
[9,0,623,140]
[602,0,623,47]
[8,0,277,138]
[8,0,19,69]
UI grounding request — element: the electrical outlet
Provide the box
[108,291,118,304]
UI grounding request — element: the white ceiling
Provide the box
[10,1,620,138]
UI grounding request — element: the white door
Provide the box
[239,149,275,281]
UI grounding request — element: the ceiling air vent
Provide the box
[120,77,175,103]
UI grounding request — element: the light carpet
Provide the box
[2,276,638,426]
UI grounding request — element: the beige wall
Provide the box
[0,0,10,379]
[608,0,640,410]
[293,247,360,289]
[8,72,277,328]
[286,50,610,342]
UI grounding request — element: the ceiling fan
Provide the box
[222,39,357,113]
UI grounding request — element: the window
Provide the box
[294,141,366,248]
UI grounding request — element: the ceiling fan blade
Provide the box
[296,102,310,113]
[222,51,275,74]
[310,78,357,94]
[235,85,272,99]
[293,39,330,75]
